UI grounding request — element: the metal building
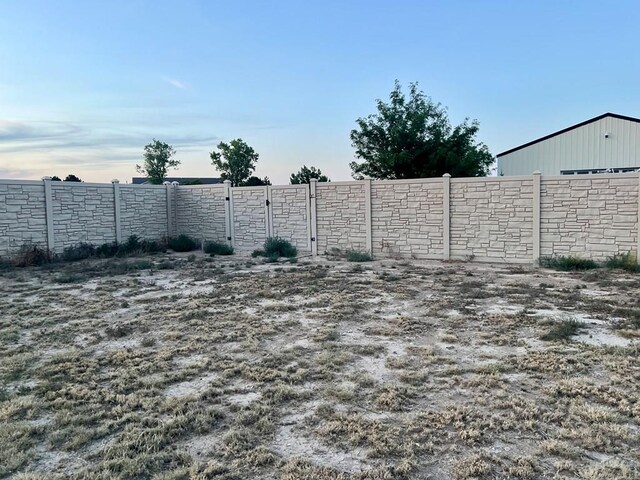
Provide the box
[497,113,640,176]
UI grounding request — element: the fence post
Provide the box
[532,171,541,264]
[364,178,372,254]
[442,174,451,261]
[310,178,318,256]
[112,180,122,243]
[42,177,55,252]
[637,172,640,264]
[265,185,273,238]
[164,182,173,238]
[223,180,233,246]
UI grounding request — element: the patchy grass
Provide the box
[346,250,374,262]
[605,252,640,273]
[0,254,638,478]
[540,318,584,341]
[540,255,599,271]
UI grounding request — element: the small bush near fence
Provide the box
[346,250,373,262]
[604,252,640,273]
[64,235,166,261]
[539,256,599,271]
[252,237,297,260]
[13,244,54,267]
[62,242,96,262]
[204,241,234,256]
[168,235,199,252]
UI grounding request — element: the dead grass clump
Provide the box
[453,453,494,479]
[580,460,638,480]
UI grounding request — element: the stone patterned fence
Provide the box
[1,173,639,263]
[371,179,444,259]
[315,182,367,254]
[175,185,227,244]
[0,181,49,255]
[0,179,171,256]
[450,177,534,262]
[540,176,638,261]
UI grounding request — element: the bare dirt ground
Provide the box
[1,253,639,479]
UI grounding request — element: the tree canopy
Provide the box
[64,174,82,182]
[349,81,493,180]
[210,139,259,187]
[290,165,330,184]
[243,176,271,186]
[136,139,180,184]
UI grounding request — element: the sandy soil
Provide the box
[0,253,639,479]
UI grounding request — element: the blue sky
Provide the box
[1,0,638,183]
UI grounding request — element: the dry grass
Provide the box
[0,253,639,479]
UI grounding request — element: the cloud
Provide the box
[0,120,218,154]
[0,120,83,142]
[163,77,189,90]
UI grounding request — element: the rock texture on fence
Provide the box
[176,185,226,244]
[0,181,48,254]
[0,173,638,264]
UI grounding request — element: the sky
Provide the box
[0,0,639,184]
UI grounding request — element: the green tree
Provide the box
[243,176,271,186]
[51,176,61,181]
[136,139,180,185]
[290,165,330,184]
[349,81,493,180]
[209,139,259,187]
[64,174,82,182]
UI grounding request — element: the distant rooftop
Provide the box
[131,177,222,185]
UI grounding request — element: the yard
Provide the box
[1,253,639,479]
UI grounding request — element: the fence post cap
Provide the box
[442,173,451,178]
[41,176,52,181]
[111,179,120,184]
[310,178,318,182]
[171,181,180,185]
[532,170,541,175]
[223,179,232,186]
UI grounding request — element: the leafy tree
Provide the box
[136,139,180,185]
[64,174,82,182]
[181,179,203,185]
[290,165,330,184]
[51,176,61,181]
[349,81,493,179]
[210,139,259,187]
[243,176,271,186]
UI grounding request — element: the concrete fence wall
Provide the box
[1,173,639,263]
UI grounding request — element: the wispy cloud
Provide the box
[163,77,189,90]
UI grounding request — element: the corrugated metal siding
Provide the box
[498,117,640,175]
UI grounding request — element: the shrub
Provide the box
[13,244,53,267]
[96,241,120,257]
[604,252,640,273]
[204,241,234,256]
[137,238,166,255]
[539,256,598,271]
[261,237,297,258]
[251,249,265,258]
[168,235,199,252]
[62,243,95,262]
[540,318,583,341]
[346,250,373,262]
